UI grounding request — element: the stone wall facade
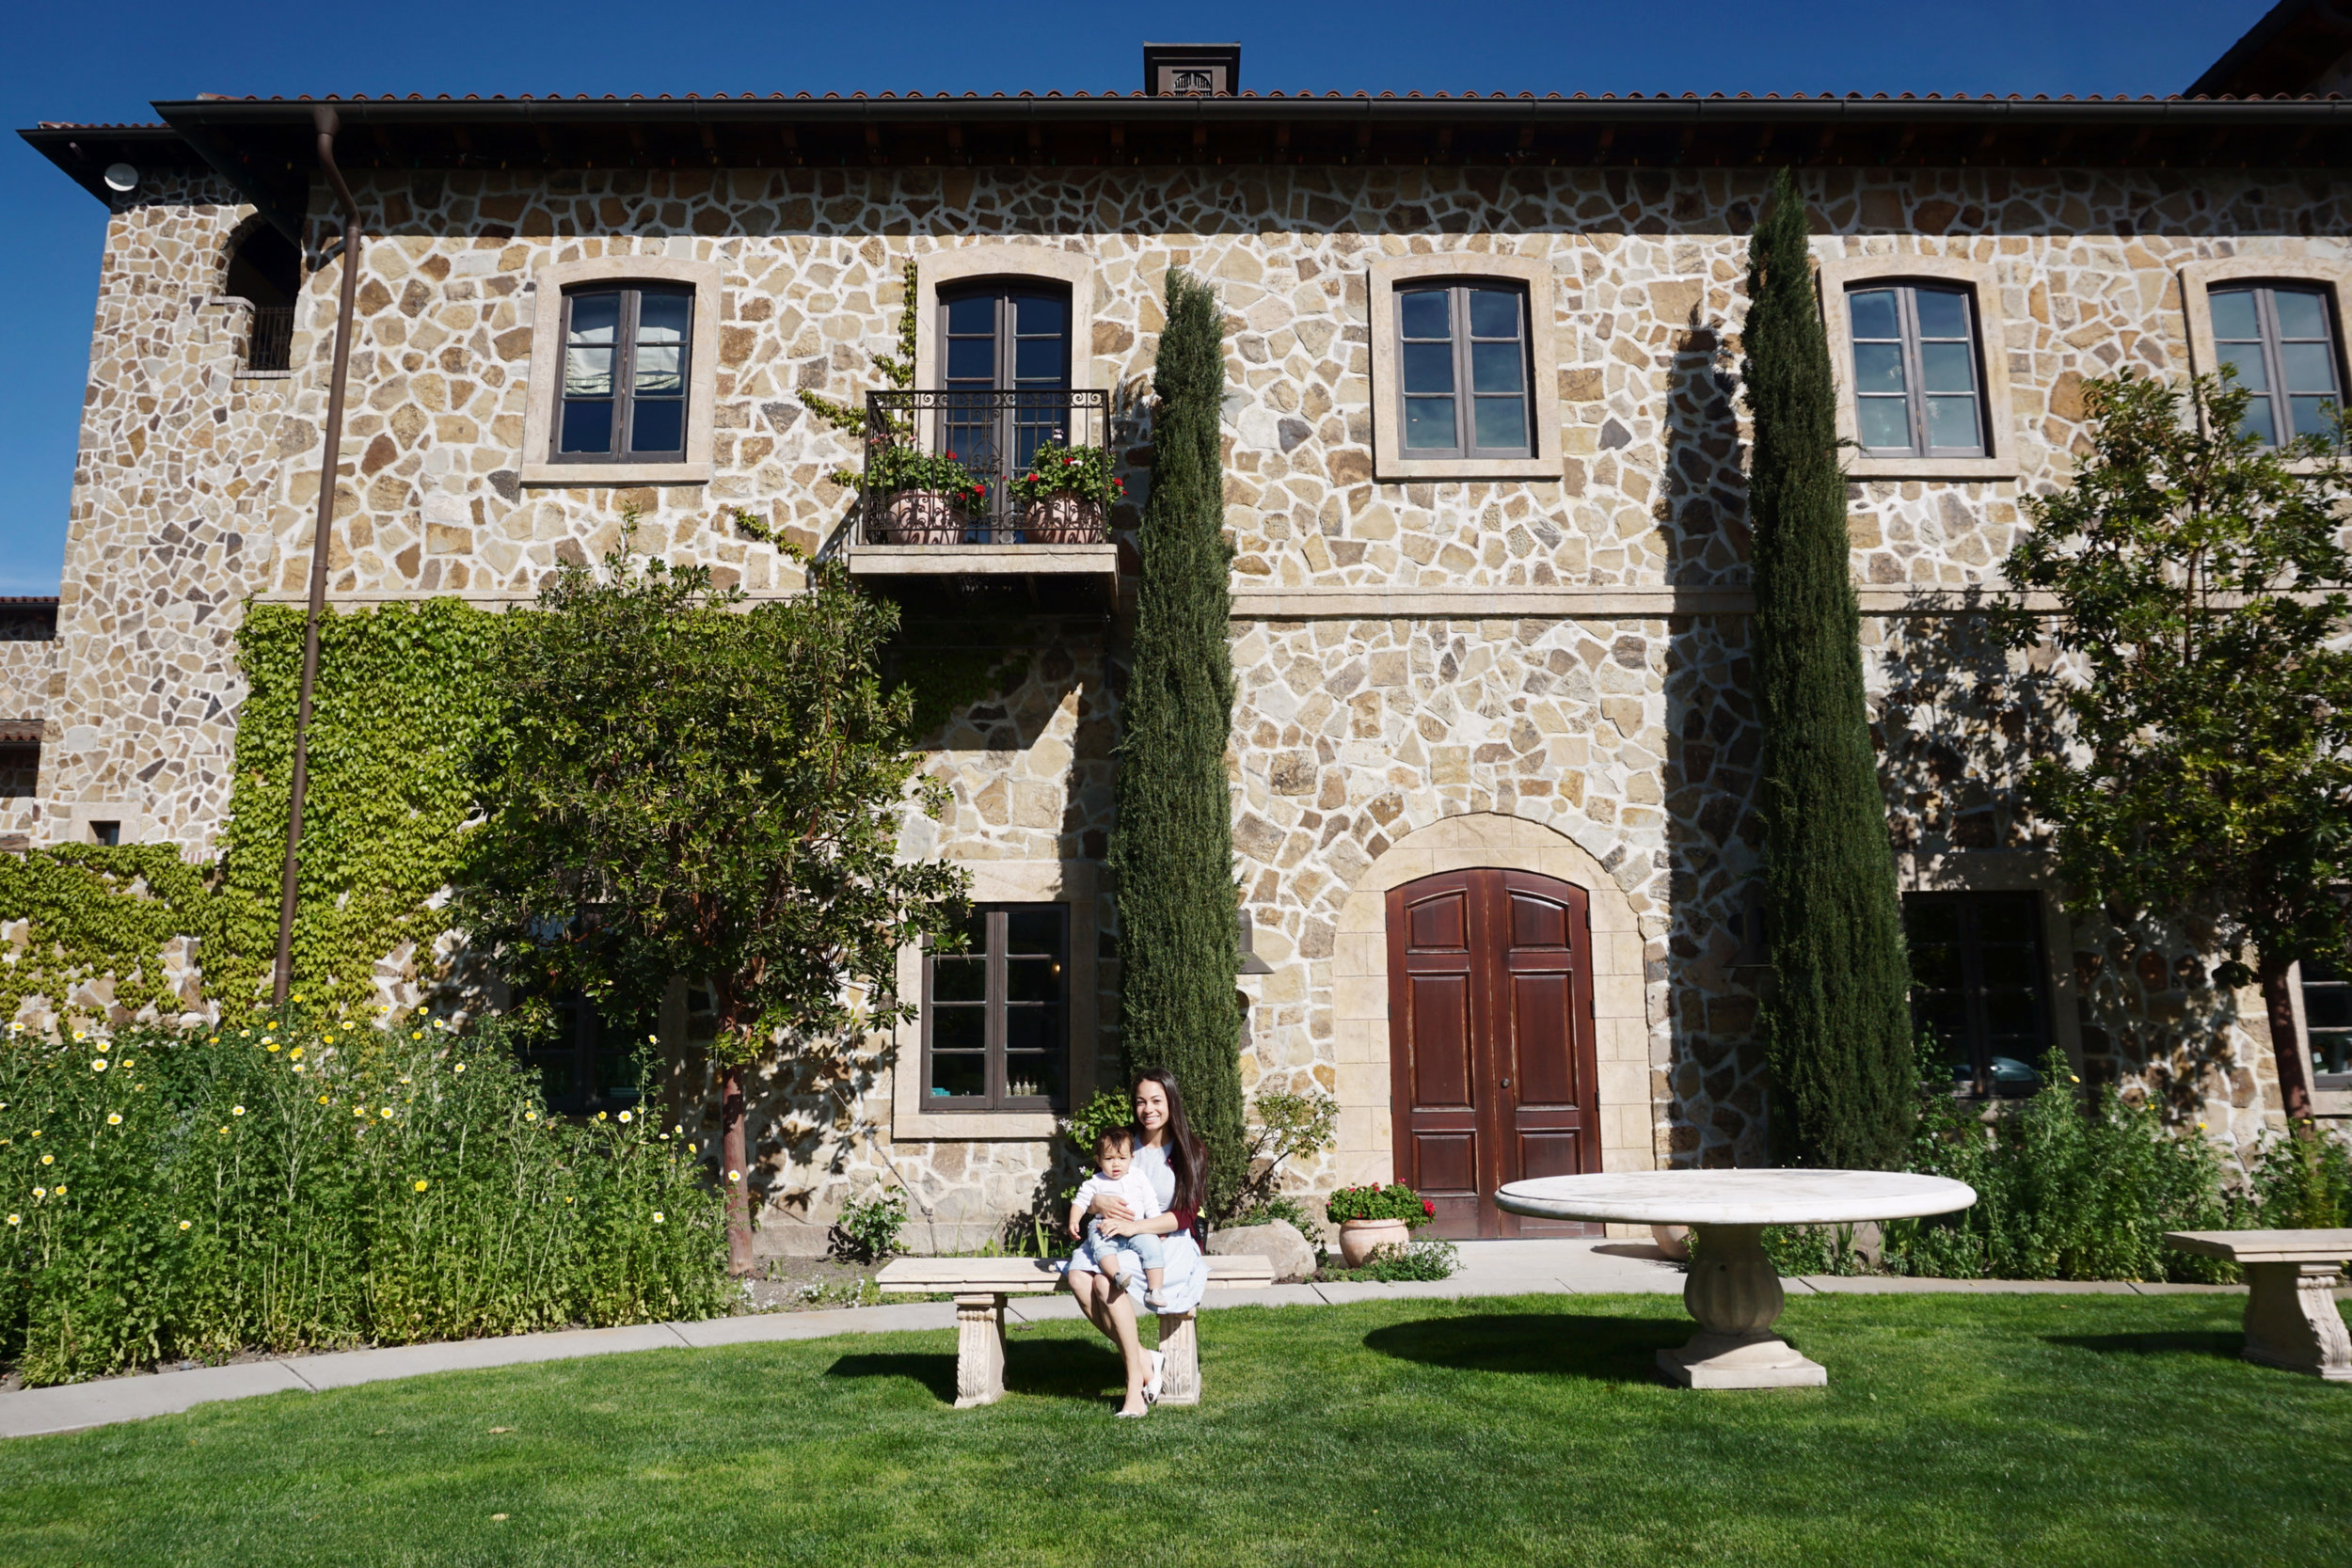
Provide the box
[29,158,2344,1247]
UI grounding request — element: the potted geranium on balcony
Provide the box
[1004,436,1122,545]
[866,438,988,546]
[1325,1181,1437,1267]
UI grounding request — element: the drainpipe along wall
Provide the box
[271,105,364,1006]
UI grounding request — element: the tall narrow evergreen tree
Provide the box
[1742,170,1916,1168]
[1112,269,1246,1212]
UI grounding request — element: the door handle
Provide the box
[1501,1077,1511,1087]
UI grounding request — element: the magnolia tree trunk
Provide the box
[720,1062,754,1275]
[2260,955,2316,1129]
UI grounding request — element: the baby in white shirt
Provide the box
[1069,1125,1167,1309]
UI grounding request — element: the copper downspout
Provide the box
[270,106,363,1006]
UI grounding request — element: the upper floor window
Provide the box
[939,283,1071,480]
[1847,283,1986,459]
[1904,891,2051,1099]
[1395,282,1533,460]
[224,222,299,373]
[2210,283,2344,447]
[925,903,1069,1112]
[557,285,692,462]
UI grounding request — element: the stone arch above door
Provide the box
[1330,812,1656,1187]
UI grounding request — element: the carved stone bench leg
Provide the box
[954,1292,1009,1407]
[2241,1262,2352,1381]
[1155,1312,1200,1406]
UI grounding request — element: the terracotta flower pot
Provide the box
[877,490,967,545]
[1022,493,1105,545]
[1339,1217,1411,1268]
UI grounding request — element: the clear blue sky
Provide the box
[0,0,2276,593]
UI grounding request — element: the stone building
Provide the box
[14,12,2352,1250]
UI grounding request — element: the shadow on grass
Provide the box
[823,1337,1130,1407]
[1363,1312,1684,1383]
[2042,1331,2244,1363]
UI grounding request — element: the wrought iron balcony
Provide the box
[850,389,1119,582]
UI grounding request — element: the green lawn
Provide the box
[3,1293,2347,1566]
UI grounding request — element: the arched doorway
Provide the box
[1387,868,1601,1238]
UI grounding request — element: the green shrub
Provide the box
[0,1007,728,1386]
[1883,1051,2233,1283]
[1757,1224,1871,1276]
[1230,1192,1324,1244]
[2248,1123,2352,1228]
[1324,1239,1459,1283]
[830,1189,909,1263]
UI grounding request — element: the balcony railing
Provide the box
[858,388,1111,547]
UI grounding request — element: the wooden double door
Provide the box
[1386,869,1602,1238]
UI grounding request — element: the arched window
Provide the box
[223,223,300,372]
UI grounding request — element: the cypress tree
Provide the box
[1741,170,1916,1168]
[1112,268,1246,1213]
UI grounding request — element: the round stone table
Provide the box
[1497,1170,1978,1388]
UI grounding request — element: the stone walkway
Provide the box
[0,1239,2249,1440]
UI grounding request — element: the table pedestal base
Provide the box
[1659,1331,1827,1389]
[1661,1223,1827,1390]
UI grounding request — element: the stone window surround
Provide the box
[1896,848,2083,1077]
[1321,811,1656,1227]
[1367,252,1563,482]
[2180,256,2352,467]
[911,245,1099,393]
[518,256,723,487]
[1819,253,2020,482]
[50,800,148,847]
[891,859,1099,1140]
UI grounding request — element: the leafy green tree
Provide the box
[2004,369,2352,1128]
[1742,169,1917,1167]
[1112,268,1246,1212]
[458,532,968,1271]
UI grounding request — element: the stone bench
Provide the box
[873,1254,1276,1408]
[2164,1228,2352,1381]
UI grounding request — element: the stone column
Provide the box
[2242,1261,2352,1381]
[1154,1312,1200,1405]
[953,1292,1009,1407]
[1657,1222,1827,1389]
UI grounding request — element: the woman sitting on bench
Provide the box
[1065,1068,1211,1417]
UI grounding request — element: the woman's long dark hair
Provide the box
[1135,1067,1207,1217]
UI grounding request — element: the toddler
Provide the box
[1070,1126,1167,1309]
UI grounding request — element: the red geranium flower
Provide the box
[1423,1199,1436,1215]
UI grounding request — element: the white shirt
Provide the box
[1071,1165,1163,1224]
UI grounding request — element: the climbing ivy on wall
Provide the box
[211,599,506,1015]
[0,846,217,1026]
[0,599,506,1033]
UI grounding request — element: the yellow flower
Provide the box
[617,1111,632,1123]
[453,1064,467,1074]
[380,1107,393,1119]
[413,1180,429,1193]
[658,1133,668,1142]
[209,1037,218,1044]
[106,1113,121,1126]
[217,1127,228,1135]
[268,1044,281,1053]
[94,1040,107,1053]
[292,1065,305,1074]
[411,1031,422,1040]
[40,1154,53,1166]
[4,1214,16,1227]
[51,1184,63,1196]
[178,1219,192,1230]
[596,1111,607,1122]
[231,1106,246,1117]
[91,1059,108,1072]
[72,1031,85,1041]
[526,1111,538,1122]
[289,1047,303,1060]
[30,1189,41,1198]
[318,1095,330,1105]
[653,1212,666,1224]
[354,1106,367,1117]
[727,1169,741,1183]
[240,1029,250,1038]
[293,993,304,1003]
[120,1060,133,1070]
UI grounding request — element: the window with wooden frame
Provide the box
[2209,282,2345,448]
[1904,891,2052,1098]
[1845,282,1988,459]
[555,285,693,462]
[514,991,654,1117]
[1395,281,1534,460]
[924,903,1070,1112]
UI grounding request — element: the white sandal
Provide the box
[1143,1349,1166,1405]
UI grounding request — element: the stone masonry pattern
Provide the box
[26,160,2340,1245]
